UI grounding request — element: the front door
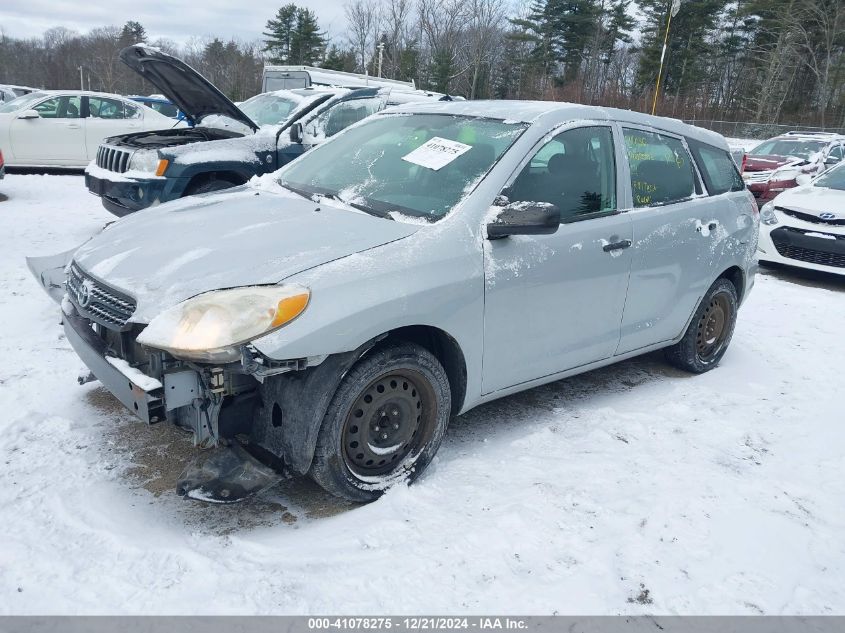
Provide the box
[10,94,86,164]
[482,124,633,394]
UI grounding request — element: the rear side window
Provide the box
[623,128,695,207]
[687,139,744,195]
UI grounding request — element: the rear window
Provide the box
[687,139,744,195]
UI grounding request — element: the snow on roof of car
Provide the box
[385,99,729,147]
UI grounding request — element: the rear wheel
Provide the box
[310,343,451,502]
[664,278,738,374]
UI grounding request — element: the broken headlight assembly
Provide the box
[136,285,310,362]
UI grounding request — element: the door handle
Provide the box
[66,123,81,129]
[602,239,632,252]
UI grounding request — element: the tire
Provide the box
[664,278,739,374]
[185,178,237,196]
[310,342,451,502]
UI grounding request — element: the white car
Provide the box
[0,90,177,168]
[758,162,845,275]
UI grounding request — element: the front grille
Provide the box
[67,262,137,329]
[743,170,772,184]
[777,206,845,226]
[95,145,132,173]
[771,228,845,269]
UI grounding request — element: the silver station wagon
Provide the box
[31,100,759,502]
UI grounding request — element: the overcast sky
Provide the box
[0,0,348,45]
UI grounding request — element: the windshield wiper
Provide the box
[322,193,394,221]
[278,182,316,201]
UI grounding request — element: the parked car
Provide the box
[0,148,5,180]
[0,90,176,168]
[757,162,845,275]
[262,64,415,92]
[86,45,453,216]
[741,131,844,202]
[127,95,185,121]
[0,86,17,104]
[30,101,757,503]
[0,84,37,102]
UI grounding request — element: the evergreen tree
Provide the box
[119,21,146,45]
[635,0,728,100]
[263,4,298,63]
[290,8,327,65]
[322,45,358,72]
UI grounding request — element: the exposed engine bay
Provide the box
[107,126,245,150]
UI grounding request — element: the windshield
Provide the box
[238,93,301,126]
[750,139,827,160]
[278,113,527,220]
[0,91,47,114]
[813,163,845,191]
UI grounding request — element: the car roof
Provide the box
[127,95,174,104]
[385,100,729,148]
[770,132,844,143]
[30,89,137,100]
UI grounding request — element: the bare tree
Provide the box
[345,0,381,73]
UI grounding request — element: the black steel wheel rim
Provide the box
[696,293,731,362]
[342,369,435,477]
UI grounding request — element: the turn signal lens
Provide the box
[155,159,169,176]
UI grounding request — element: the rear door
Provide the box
[616,126,722,355]
[9,94,86,165]
[84,96,143,161]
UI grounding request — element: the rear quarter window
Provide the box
[687,139,744,195]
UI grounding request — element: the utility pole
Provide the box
[377,42,385,78]
[78,66,84,91]
[651,0,682,116]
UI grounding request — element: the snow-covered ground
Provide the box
[1,174,844,615]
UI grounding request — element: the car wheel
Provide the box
[185,178,237,196]
[664,278,738,374]
[310,342,451,502]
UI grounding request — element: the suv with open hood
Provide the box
[86,45,452,216]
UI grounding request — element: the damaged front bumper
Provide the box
[85,172,188,217]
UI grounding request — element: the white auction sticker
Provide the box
[402,137,473,171]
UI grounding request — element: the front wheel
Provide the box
[664,278,738,374]
[310,343,451,502]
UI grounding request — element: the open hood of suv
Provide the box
[120,45,259,133]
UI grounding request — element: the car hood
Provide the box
[120,45,259,133]
[72,185,420,322]
[743,154,795,171]
[773,185,845,219]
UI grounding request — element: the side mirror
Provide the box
[486,202,560,239]
[17,109,40,120]
[796,173,812,186]
[289,122,303,144]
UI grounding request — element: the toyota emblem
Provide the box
[76,280,93,308]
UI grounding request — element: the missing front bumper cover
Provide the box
[176,442,282,503]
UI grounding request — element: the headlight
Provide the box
[760,202,778,226]
[136,285,310,362]
[129,150,169,176]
